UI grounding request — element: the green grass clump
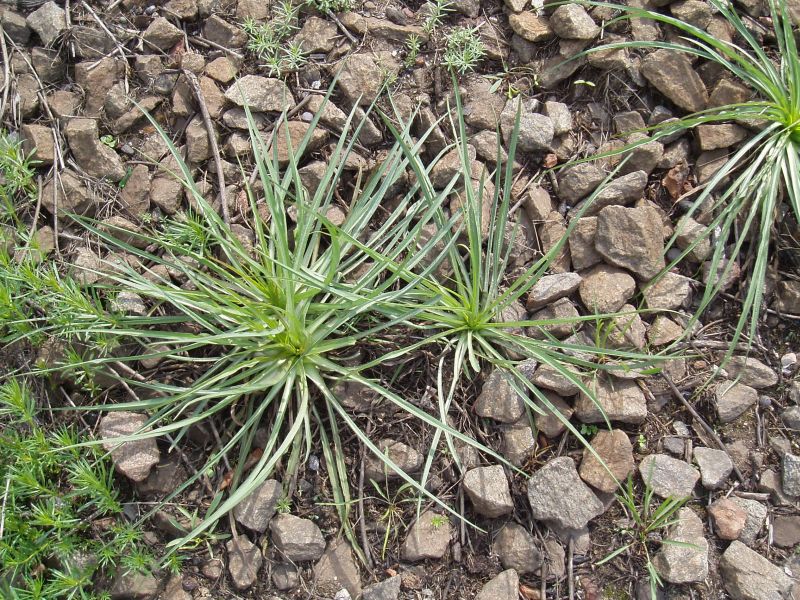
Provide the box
[0,130,37,227]
[307,0,353,13]
[579,0,800,358]
[242,2,306,77]
[443,26,486,75]
[0,379,153,600]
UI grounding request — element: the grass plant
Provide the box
[443,26,486,75]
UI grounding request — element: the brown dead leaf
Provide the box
[519,583,543,600]
[662,163,689,200]
[219,447,263,491]
[543,153,558,168]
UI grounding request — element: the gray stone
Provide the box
[502,422,536,466]
[642,272,693,310]
[463,465,514,518]
[550,4,599,39]
[401,511,451,561]
[508,12,553,42]
[113,291,147,317]
[575,377,647,425]
[693,447,733,489]
[536,212,571,272]
[226,537,262,591]
[638,454,699,498]
[595,204,665,280]
[719,541,794,600]
[775,280,800,313]
[533,391,574,438]
[568,171,648,218]
[557,163,605,204]
[365,439,423,480]
[568,217,603,271]
[362,575,401,600]
[527,457,604,530]
[579,429,634,493]
[675,216,712,262]
[64,118,126,181]
[26,1,65,46]
[708,497,747,540]
[653,507,708,584]
[724,356,778,389]
[579,264,636,314]
[21,124,55,165]
[526,272,582,311]
[202,15,247,48]
[543,101,572,135]
[475,569,519,600]
[109,570,159,600]
[492,522,541,575]
[641,49,708,113]
[607,304,647,349]
[272,563,299,590]
[270,514,326,561]
[531,363,580,396]
[0,9,30,45]
[99,412,160,482]
[474,369,525,423]
[782,406,800,431]
[142,17,183,51]
[335,54,387,107]
[313,539,361,599]
[772,515,800,548]
[233,479,282,532]
[528,297,580,339]
[783,454,800,496]
[620,133,664,176]
[715,381,758,423]
[730,497,767,546]
[296,16,338,53]
[501,98,554,153]
[224,75,294,113]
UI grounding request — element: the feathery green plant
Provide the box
[443,26,486,75]
[576,0,800,359]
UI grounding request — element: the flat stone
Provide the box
[772,515,800,548]
[21,124,55,165]
[730,497,767,546]
[536,212,571,272]
[501,98,554,153]
[295,16,338,53]
[364,439,423,481]
[492,522,542,575]
[550,4,599,39]
[226,537,262,591]
[142,17,183,51]
[270,514,326,562]
[708,497,747,540]
[269,121,328,166]
[475,569,519,600]
[26,1,65,46]
[362,575,401,600]
[99,412,160,482]
[595,204,665,280]
[715,381,758,423]
[335,54,386,107]
[568,171,648,218]
[526,272,582,311]
[782,453,800,496]
[508,12,553,42]
[653,507,708,584]
[530,363,581,396]
[719,541,794,600]
[202,15,246,48]
[696,124,748,150]
[313,539,361,599]
[502,423,536,466]
[64,118,126,181]
[575,377,648,425]
[578,264,636,313]
[641,49,708,113]
[579,429,634,493]
[474,369,525,423]
[401,511,451,561]
[528,297,580,339]
[693,447,733,489]
[224,75,294,113]
[463,465,514,518]
[638,454,699,498]
[109,570,160,600]
[533,391,574,438]
[642,272,693,310]
[606,304,647,349]
[233,479,282,532]
[557,163,605,204]
[543,101,572,135]
[724,356,778,389]
[647,315,685,346]
[527,457,604,530]
[272,563,299,590]
[568,217,603,271]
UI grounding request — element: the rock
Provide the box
[537,211,571,272]
[224,75,294,113]
[531,363,580,396]
[162,574,191,600]
[336,54,386,107]
[475,569,519,600]
[99,412,160,482]
[464,78,507,130]
[671,0,713,28]
[362,575,401,600]
[783,406,800,431]
[296,16,338,53]
[502,422,536,466]
[708,497,747,540]
[527,457,604,530]
[184,117,210,164]
[120,164,151,217]
[64,118,126,182]
[557,163,605,204]
[16,73,40,118]
[364,439,423,480]
[463,465,514,518]
[272,563,299,590]
[1,9,30,45]
[526,272,582,311]
[579,429,634,493]
[26,1,65,46]
[431,146,476,189]
[619,133,663,176]
[772,516,800,548]
[550,4,599,39]
[568,171,648,218]
[165,0,198,21]
[595,204,665,280]
[205,57,237,84]
[150,173,183,215]
[542,101,572,135]
[647,315,684,346]
[775,280,800,313]
[653,507,708,584]
[474,369,525,423]
[638,454,699,498]
[641,49,708,113]
[203,14,246,47]
[675,216,712,262]
[113,291,147,316]
[226,537,262,591]
[569,217,603,270]
[143,17,183,51]
[730,497,767,546]
[575,377,647,425]
[533,391,574,438]
[401,511,451,561]
[508,12,553,42]
[528,297,580,339]
[270,514,326,561]
[492,522,542,575]
[719,541,794,600]
[109,570,160,600]
[693,447,733,489]
[501,98,554,153]
[313,539,361,598]
[578,264,636,313]
[783,454,800,496]
[21,124,55,165]
[643,272,693,310]
[270,121,328,166]
[724,356,778,389]
[696,124,748,150]
[715,381,757,423]
[233,479,282,532]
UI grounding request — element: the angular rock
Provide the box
[64,118,126,181]
[693,447,733,489]
[606,305,647,349]
[270,514,326,561]
[142,17,183,51]
[526,272,582,311]
[643,272,693,310]
[313,539,361,598]
[708,497,747,540]
[696,124,748,150]
[528,297,580,339]
[475,569,519,600]
[109,570,159,600]
[233,479,282,532]
[719,541,794,600]
[113,291,147,316]
[653,507,708,584]
[295,16,338,53]
[474,369,525,423]
[783,453,800,496]
[715,381,757,423]
[508,12,553,42]
[536,211,571,272]
[362,575,401,600]
[336,54,386,107]
[533,391,574,438]
[226,537,262,591]
[575,377,647,424]
[120,164,151,217]
[364,439,423,480]
[502,422,536,466]
[557,163,605,204]
[26,1,65,46]
[224,75,294,113]
[463,465,514,518]
[202,15,246,48]
[675,216,712,262]
[595,204,665,280]
[578,264,636,313]
[568,171,648,218]
[1,9,30,45]
[401,511,451,561]
[531,363,580,396]
[550,4,599,39]
[99,412,160,482]
[730,497,767,546]
[724,356,778,389]
[543,101,572,135]
[772,515,800,548]
[775,280,800,313]
[569,217,603,271]
[620,133,664,176]
[270,121,328,166]
[272,563,299,590]
[492,522,542,575]
[527,457,604,530]
[579,429,634,493]
[639,454,699,498]
[641,49,708,113]
[21,124,55,165]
